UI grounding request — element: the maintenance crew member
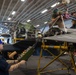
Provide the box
[49,8,67,33]
[0,39,26,75]
[71,11,76,28]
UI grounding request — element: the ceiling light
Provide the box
[34,25,40,28]
[12,11,16,15]
[36,25,40,27]
[44,22,48,24]
[8,17,11,20]
[41,9,48,14]
[0,28,3,30]
[5,23,8,25]
[27,19,31,22]
[21,0,25,2]
[51,2,60,8]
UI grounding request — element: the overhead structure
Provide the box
[0,0,76,29]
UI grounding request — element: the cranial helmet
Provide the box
[53,8,59,14]
[0,40,3,44]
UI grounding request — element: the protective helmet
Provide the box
[53,8,59,14]
[0,40,3,44]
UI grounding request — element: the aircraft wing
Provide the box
[2,29,76,51]
[67,28,76,34]
[67,28,76,32]
[2,38,40,51]
[3,44,21,51]
[43,34,76,43]
[43,28,76,43]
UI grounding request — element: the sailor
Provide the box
[0,39,26,75]
[71,12,76,28]
[49,8,67,33]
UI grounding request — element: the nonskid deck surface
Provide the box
[9,56,76,75]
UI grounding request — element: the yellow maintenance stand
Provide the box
[37,39,76,75]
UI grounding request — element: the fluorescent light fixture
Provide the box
[21,0,25,2]
[44,21,48,24]
[41,9,48,14]
[27,19,31,22]
[5,23,7,25]
[36,25,40,27]
[8,17,11,20]
[34,25,40,27]
[12,11,16,15]
[51,2,60,8]
[0,28,3,30]
[37,25,40,27]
